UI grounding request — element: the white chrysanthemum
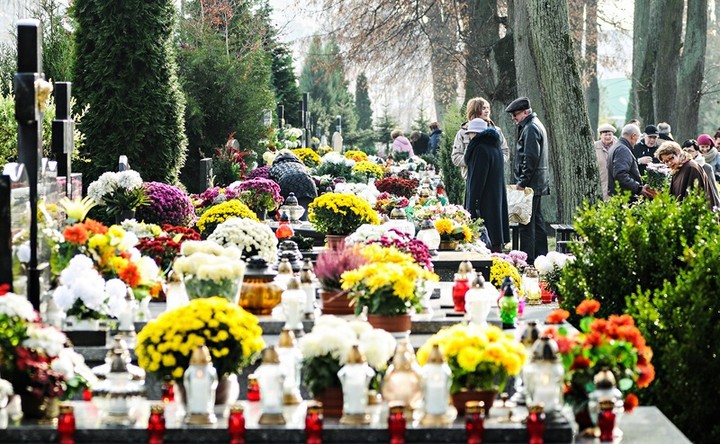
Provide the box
[195,261,245,281]
[208,218,278,263]
[285,127,304,139]
[74,270,108,312]
[360,328,397,371]
[298,326,354,363]
[136,256,161,284]
[0,378,12,398]
[181,240,227,257]
[321,152,355,167]
[263,151,278,165]
[348,319,373,337]
[50,348,75,379]
[115,170,144,190]
[345,224,388,246]
[533,255,553,275]
[52,285,76,311]
[0,293,37,321]
[59,255,95,285]
[105,278,128,314]
[87,172,116,202]
[23,324,67,358]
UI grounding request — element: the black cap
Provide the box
[644,125,659,136]
[505,97,531,113]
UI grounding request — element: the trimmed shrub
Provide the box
[438,104,464,205]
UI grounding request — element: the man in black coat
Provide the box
[464,118,509,252]
[505,97,549,262]
[409,131,430,156]
[607,124,655,199]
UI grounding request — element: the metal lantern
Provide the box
[278,192,305,224]
[415,220,441,253]
[381,340,423,412]
[524,336,564,414]
[92,349,146,425]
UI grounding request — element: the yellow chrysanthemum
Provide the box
[434,218,454,235]
[457,347,483,372]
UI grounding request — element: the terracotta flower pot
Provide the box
[451,389,498,415]
[320,289,354,315]
[325,234,348,251]
[367,313,412,333]
[314,386,344,418]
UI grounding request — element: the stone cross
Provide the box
[14,19,43,308]
[51,82,74,198]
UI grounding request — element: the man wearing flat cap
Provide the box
[632,124,661,175]
[595,123,617,200]
[505,96,549,263]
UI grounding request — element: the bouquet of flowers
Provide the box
[489,256,523,294]
[352,160,385,180]
[333,182,380,205]
[172,241,245,301]
[417,323,526,394]
[0,290,95,404]
[298,315,396,396]
[434,218,472,242]
[341,244,438,316]
[136,182,195,227]
[373,192,409,216]
[135,225,201,278]
[312,153,365,183]
[412,203,473,227]
[206,217,278,263]
[291,148,321,168]
[375,176,419,198]
[344,150,368,162]
[236,177,284,212]
[346,225,432,270]
[315,245,368,292]
[548,299,654,414]
[51,220,164,307]
[136,296,265,380]
[642,162,672,191]
[308,192,380,235]
[196,200,258,237]
[87,170,149,216]
[191,186,240,217]
[534,251,574,299]
[247,165,271,180]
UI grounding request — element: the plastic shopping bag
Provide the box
[507,186,534,225]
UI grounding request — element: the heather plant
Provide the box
[136,182,195,227]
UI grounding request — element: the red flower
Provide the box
[119,262,142,288]
[623,393,639,412]
[63,224,89,245]
[556,336,575,354]
[608,314,635,327]
[0,283,9,296]
[570,355,592,370]
[576,299,601,316]
[545,309,570,324]
[584,331,604,348]
[637,363,655,388]
[589,318,608,335]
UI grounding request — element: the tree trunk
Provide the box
[674,0,707,142]
[630,0,658,125]
[516,0,599,223]
[653,0,683,123]
[585,0,599,133]
[427,2,460,123]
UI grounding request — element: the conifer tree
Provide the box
[355,72,373,130]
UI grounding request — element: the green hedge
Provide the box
[438,104,464,205]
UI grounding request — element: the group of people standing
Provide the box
[452,96,549,263]
[389,122,443,158]
[596,121,720,208]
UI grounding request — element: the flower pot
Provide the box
[175,374,240,417]
[438,240,458,251]
[451,389,498,416]
[314,386,344,418]
[320,289,354,315]
[367,313,411,333]
[540,281,554,304]
[325,234,348,251]
[183,275,242,303]
[20,395,60,423]
[250,207,267,221]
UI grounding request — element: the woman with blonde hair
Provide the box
[451,97,509,180]
[654,141,719,207]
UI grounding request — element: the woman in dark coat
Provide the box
[464,118,510,251]
[269,150,318,220]
[655,141,719,209]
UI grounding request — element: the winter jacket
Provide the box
[513,113,550,195]
[269,151,318,200]
[607,137,642,196]
[428,129,443,155]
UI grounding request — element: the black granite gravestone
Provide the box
[52,81,73,197]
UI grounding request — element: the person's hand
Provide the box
[516,185,525,191]
[638,156,653,165]
[641,185,657,198]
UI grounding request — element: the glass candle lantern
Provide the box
[338,345,375,425]
[147,404,166,444]
[228,404,246,444]
[247,374,260,402]
[464,274,493,327]
[305,401,323,444]
[526,403,546,444]
[277,329,303,405]
[239,256,283,315]
[598,399,616,442]
[415,220,441,253]
[522,266,542,305]
[388,402,407,444]
[299,261,317,317]
[524,336,564,413]
[183,345,218,425]
[588,368,624,431]
[498,276,519,329]
[281,278,305,332]
[256,346,286,425]
[420,344,451,426]
[381,340,423,412]
[465,401,485,444]
[161,377,174,403]
[58,404,75,444]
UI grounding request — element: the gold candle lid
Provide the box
[150,404,165,415]
[59,404,74,414]
[287,276,301,290]
[346,345,366,364]
[599,398,616,410]
[388,400,406,414]
[426,344,445,364]
[465,400,485,414]
[262,346,280,364]
[278,328,297,348]
[528,403,545,414]
[189,345,212,365]
[306,401,323,415]
[278,258,293,274]
[229,403,244,414]
[248,373,258,383]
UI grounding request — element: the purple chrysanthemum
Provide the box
[247,166,271,180]
[137,182,196,227]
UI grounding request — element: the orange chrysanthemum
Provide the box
[545,309,570,324]
[637,363,656,388]
[589,318,608,334]
[118,262,142,288]
[623,393,639,413]
[608,314,635,327]
[616,325,645,350]
[576,299,601,316]
[556,336,575,354]
[583,331,604,348]
[570,355,592,370]
[83,219,108,235]
[63,224,89,245]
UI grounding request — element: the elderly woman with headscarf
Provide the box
[269,149,318,220]
[655,141,719,208]
[697,134,720,181]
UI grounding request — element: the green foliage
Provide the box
[374,104,398,152]
[355,72,373,130]
[627,237,720,444]
[72,0,187,186]
[411,105,431,133]
[33,0,76,84]
[302,354,341,396]
[559,190,720,320]
[438,104,464,205]
[270,43,301,127]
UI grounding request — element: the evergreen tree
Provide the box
[355,72,373,130]
[375,104,398,154]
[73,0,187,185]
[411,105,431,133]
